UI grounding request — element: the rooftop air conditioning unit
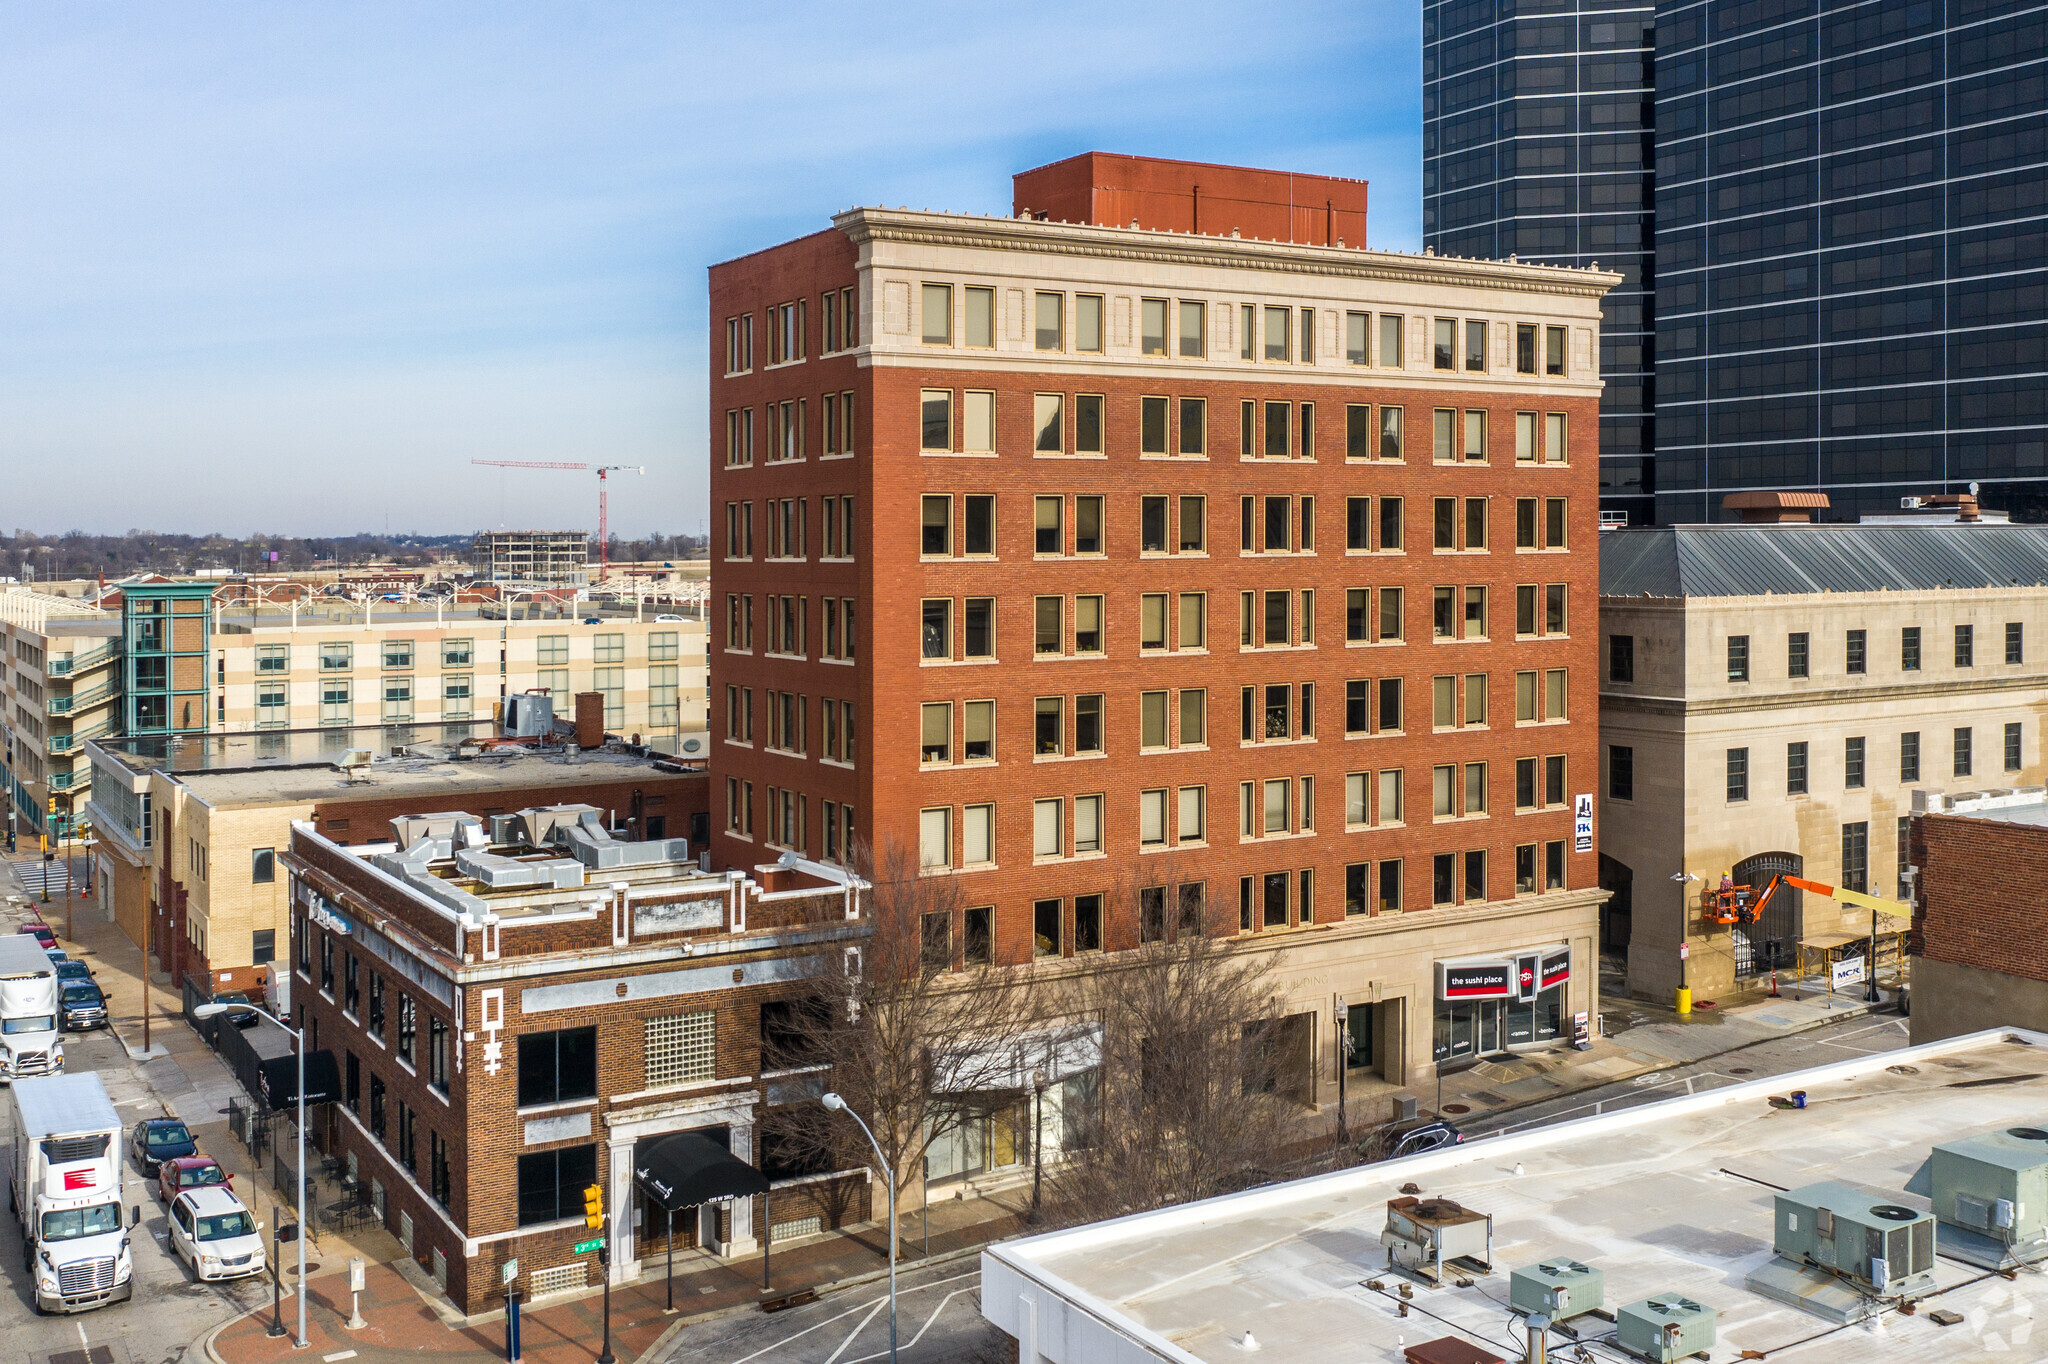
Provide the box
[1901,496,1926,509]
[1615,1294,1715,1363]
[1748,1180,1937,1316]
[1509,1258,1603,1322]
[1931,1126,2048,1267]
[1382,1196,1493,1284]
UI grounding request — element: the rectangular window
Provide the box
[1609,745,1634,801]
[1140,397,1169,456]
[1035,292,1064,351]
[1787,741,1808,795]
[1034,394,1064,453]
[1346,405,1370,460]
[922,599,951,660]
[1433,408,1454,461]
[1263,401,1290,459]
[1955,726,1974,777]
[1264,305,1290,361]
[1140,690,1168,747]
[1077,294,1103,352]
[1034,697,1063,756]
[1515,411,1537,463]
[1901,730,1921,782]
[1140,788,1168,847]
[1465,319,1486,372]
[1075,894,1103,952]
[963,700,994,761]
[919,807,952,869]
[1845,736,1865,790]
[1380,314,1403,368]
[921,495,951,557]
[252,847,276,884]
[1545,498,1566,548]
[1033,899,1062,956]
[1380,587,1403,641]
[1180,688,1207,745]
[1379,496,1403,551]
[1463,410,1486,462]
[1075,393,1104,453]
[1075,595,1103,653]
[1075,795,1103,854]
[1179,786,1206,843]
[965,906,992,964]
[920,702,952,764]
[1546,325,1565,376]
[1075,694,1103,753]
[1956,624,1975,668]
[1179,299,1206,357]
[2007,721,2024,772]
[1787,632,1809,679]
[2009,622,2025,665]
[1516,322,1537,374]
[643,1012,717,1091]
[1033,800,1063,859]
[1841,821,1869,895]
[1727,635,1749,682]
[963,286,993,347]
[1434,317,1455,371]
[1727,747,1749,802]
[921,283,951,345]
[1545,669,1566,720]
[1378,677,1403,732]
[1902,626,1921,671]
[1178,397,1207,457]
[1847,629,1868,675]
[964,390,995,452]
[1034,495,1063,555]
[921,389,953,451]
[1140,594,1168,651]
[1346,311,1369,365]
[1545,412,1566,463]
[1140,298,1167,356]
[516,1145,597,1228]
[516,1026,597,1107]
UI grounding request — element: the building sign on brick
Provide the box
[1438,959,1512,1000]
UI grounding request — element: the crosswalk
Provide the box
[6,857,91,896]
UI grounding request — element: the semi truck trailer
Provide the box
[10,1072,136,1313]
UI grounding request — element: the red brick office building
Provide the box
[284,806,867,1313]
[708,155,1618,1120]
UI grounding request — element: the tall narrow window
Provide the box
[921,284,951,345]
[1727,747,1749,802]
[1035,292,1064,351]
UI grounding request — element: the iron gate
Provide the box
[1732,851,1802,977]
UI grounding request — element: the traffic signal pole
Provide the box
[585,1183,614,1364]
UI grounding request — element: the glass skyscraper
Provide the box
[1425,1,2048,525]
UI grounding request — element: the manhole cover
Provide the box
[1729,1068,1754,1075]
[290,1261,323,1275]
[1441,1103,1471,1114]
[1888,1064,1921,1076]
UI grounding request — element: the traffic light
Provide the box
[583,1184,603,1231]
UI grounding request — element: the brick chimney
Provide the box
[1722,491,1830,524]
[573,692,605,749]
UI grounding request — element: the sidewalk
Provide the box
[1431,977,1896,1122]
[204,1190,1027,1364]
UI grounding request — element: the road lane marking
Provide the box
[841,1287,974,1364]
[819,1299,888,1364]
[323,1352,359,1361]
[724,1271,979,1364]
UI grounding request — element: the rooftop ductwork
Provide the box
[562,810,691,870]
[453,846,586,890]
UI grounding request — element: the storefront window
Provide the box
[1434,949,1570,1062]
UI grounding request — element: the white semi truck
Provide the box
[0,935,64,1081]
[10,1072,136,1313]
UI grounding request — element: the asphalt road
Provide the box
[1461,1010,1913,1137]
[0,894,269,1364]
[654,1256,1010,1364]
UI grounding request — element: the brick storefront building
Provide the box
[284,805,867,1313]
[709,154,1618,1115]
[1910,790,2048,1043]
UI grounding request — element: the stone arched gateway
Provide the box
[1731,851,1803,977]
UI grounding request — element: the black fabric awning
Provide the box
[633,1132,770,1211]
[257,1049,342,1111]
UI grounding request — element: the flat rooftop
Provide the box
[984,1028,2048,1363]
[97,732,697,806]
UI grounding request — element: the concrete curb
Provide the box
[195,1293,279,1364]
[1464,999,1895,1132]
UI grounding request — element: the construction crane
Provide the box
[470,460,645,579]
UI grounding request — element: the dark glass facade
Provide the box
[1424,0,1658,524]
[1427,0,2048,525]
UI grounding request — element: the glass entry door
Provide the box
[1475,1001,1502,1054]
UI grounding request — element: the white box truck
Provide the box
[10,1072,135,1313]
[0,935,64,1081]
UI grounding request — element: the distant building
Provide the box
[1600,514,2048,1002]
[473,530,589,585]
[212,609,708,754]
[84,731,711,996]
[1910,789,2048,1044]
[121,580,216,738]
[285,804,866,1312]
[0,588,120,842]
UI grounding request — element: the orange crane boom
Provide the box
[470,459,645,578]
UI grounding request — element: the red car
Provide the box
[159,1155,232,1203]
[18,922,55,950]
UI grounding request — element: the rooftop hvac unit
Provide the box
[1509,1258,1602,1323]
[1615,1294,1715,1363]
[1382,1196,1493,1284]
[1747,1180,1937,1319]
[1930,1126,2048,1267]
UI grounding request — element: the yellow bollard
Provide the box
[1675,986,1692,1016]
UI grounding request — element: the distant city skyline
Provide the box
[3,1,1421,538]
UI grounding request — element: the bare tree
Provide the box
[765,838,1044,1233]
[1049,925,1303,1223]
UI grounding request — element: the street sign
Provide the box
[503,1258,519,1285]
[1678,942,1690,960]
[573,1237,604,1255]
[1831,956,1865,991]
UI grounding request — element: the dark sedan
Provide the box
[132,1117,197,1176]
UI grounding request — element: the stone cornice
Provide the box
[833,208,1623,301]
[1600,671,2048,718]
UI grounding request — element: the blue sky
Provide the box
[2,2,1422,538]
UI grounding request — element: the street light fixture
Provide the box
[195,1000,307,1347]
[822,1092,896,1363]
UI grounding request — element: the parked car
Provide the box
[581,616,603,624]
[131,1117,197,1176]
[167,1187,265,1281]
[59,981,108,1031]
[43,948,67,964]
[54,959,92,984]
[207,990,263,1028]
[16,923,54,950]
[1365,1117,1465,1163]
[654,614,685,622]
[159,1155,231,1203]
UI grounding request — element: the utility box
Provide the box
[1509,1259,1603,1322]
[1771,1180,1936,1295]
[1931,1126,2048,1265]
[1616,1295,1715,1363]
[1382,1197,1493,1284]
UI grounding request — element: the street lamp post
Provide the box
[1029,1067,1047,1224]
[822,1092,896,1364]
[196,1001,306,1347]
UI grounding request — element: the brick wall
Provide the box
[1915,811,2048,983]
